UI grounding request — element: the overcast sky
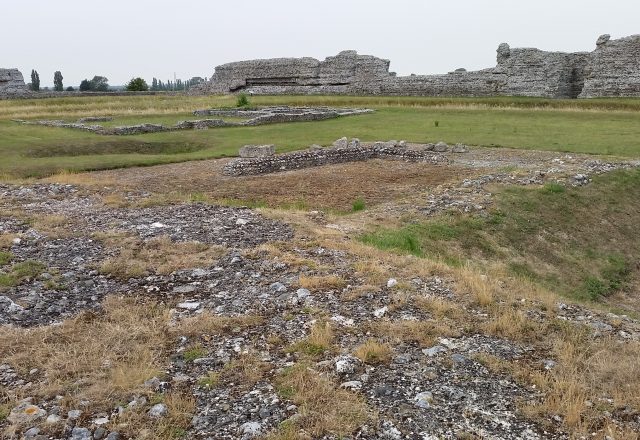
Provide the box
[3,0,639,87]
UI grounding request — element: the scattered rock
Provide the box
[433,142,449,152]
[7,402,47,426]
[148,403,168,418]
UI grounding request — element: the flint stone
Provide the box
[7,402,46,425]
[239,144,275,158]
[148,403,168,418]
[451,143,469,153]
[433,142,449,152]
[69,427,92,440]
[332,137,349,149]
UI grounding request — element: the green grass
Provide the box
[360,169,640,304]
[0,251,13,266]
[182,346,207,362]
[2,95,640,178]
[351,198,366,212]
[0,260,47,288]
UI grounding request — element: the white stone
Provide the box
[236,218,249,225]
[177,301,201,310]
[414,391,434,408]
[46,414,62,424]
[239,421,262,437]
[373,306,388,318]
[148,403,168,418]
[340,380,363,390]
[150,222,166,228]
[386,278,398,288]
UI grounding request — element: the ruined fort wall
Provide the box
[580,34,640,98]
[198,34,640,99]
[0,69,27,95]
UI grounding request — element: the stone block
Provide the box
[239,144,275,158]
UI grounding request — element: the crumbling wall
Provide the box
[0,69,27,96]
[580,34,640,98]
[223,144,450,176]
[198,34,640,99]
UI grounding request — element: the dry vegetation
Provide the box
[272,364,371,438]
[95,233,225,279]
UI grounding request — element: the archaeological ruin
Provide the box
[0,69,27,95]
[196,34,640,99]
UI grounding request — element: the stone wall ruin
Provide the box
[0,69,27,95]
[197,34,640,99]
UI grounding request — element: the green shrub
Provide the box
[236,93,250,107]
[352,198,366,212]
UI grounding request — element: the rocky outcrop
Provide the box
[580,34,640,98]
[0,69,27,95]
[198,34,640,99]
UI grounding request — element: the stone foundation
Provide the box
[16,106,373,135]
[222,143,456,176]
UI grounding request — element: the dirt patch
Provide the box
[91,158,475,211]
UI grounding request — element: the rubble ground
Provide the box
[1,143,640,440]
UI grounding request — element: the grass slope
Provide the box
[361,169,640,305]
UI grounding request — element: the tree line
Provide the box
[26,70,206,92]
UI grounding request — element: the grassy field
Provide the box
[2,95,640,177]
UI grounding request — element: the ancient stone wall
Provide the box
[223,144,451,176]
[580,34,640,98]
[0,69,27,95]
[198,34,640,99]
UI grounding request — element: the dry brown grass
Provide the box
[341,284,380,302]
[372,319,461,347]
[353,340,393,365]
[100,193,130,208]
[457,266,496,307]
[176,313,264,338]
[273,364,371,437]
[482,307,545,342]
[0,233,17,249]
[113,391,196,440]
[96,233,225,279]
[42,170,111,186]
[0,297,170,409]
[290,321,335,357]
[415,296,464,320]
[31,214,73,238]
[246,243,319,269]
[298,275,346,291]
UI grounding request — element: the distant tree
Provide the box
[30,70,40,91]
[53,71,64,92]
[90,76,109,91]
[151,77,158,91]
[66,86,75,91]
[79,79,92,91]
[125,77,149,91]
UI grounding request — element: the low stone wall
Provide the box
[222,144,453,176]
[17,106,373,136]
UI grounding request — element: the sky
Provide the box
[2,0,639,87]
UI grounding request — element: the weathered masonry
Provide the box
[0,69,27,95]
[196,34,640,99]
